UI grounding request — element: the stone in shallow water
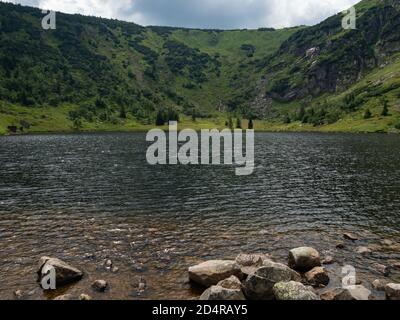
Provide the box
[188,260,243,287]
[38,256,83,287]
[320,286,371,300]
[385,283,400,300]
[305,267,330,287]
[372,279,389,291]
[322,256,335,265]
[273,281,319,300]
[343,233,359,241]
[356,246,372,255]
[336,242,345,249]
[372,263,390,277]
[92,280,108,292]
[288,247,321,272]
[14,290,24,300]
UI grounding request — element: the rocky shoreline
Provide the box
[12,233,400,301]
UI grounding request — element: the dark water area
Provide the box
[0,132,400,299]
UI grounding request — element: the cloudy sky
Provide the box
[2,0,361,29]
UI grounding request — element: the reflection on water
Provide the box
[0,132,400,299]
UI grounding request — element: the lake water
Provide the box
[0,132,400,299]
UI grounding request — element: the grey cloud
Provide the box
[2,0,361,29]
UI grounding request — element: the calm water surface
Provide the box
[0,132,400,299]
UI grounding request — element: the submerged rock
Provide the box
[356,247,372,256]
[273,281,319,300]
[38,256,83,287]
[189,260,242,287]
[304,267,330,287]
[92,280,108,292]
[385,283,400,300]
[288,247,321,272]
[336,242,345,249]
[373,263,391,277]
[372,279,389,291]
[343,233,359,241]
[320,286,371,300]
[322,256,335,265]
[14,290,24,300]
[243,261,300,300]
[200,285,245,300]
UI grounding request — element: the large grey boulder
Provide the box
[385,283,400,300]
[304,267,330,287]
[189,260,243,287]
[38,256,83,287]
[243,261,301,300]
[273,281,319,300]
[199,285,246,300]
[288,247,321,272]
[235,253,271,276]
[320,286,371,300]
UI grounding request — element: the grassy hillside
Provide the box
[0,0,399,135]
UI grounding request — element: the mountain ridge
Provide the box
[0,0,399,135]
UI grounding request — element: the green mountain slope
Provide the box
[0,0,399,134]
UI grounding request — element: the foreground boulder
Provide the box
[273,281,319,300]
[235,253,271,276]
[385,283,400,300]
[304,267,330,287]
[320,286,371,300]
[243,261,300,300]
[288,247,321,272]
[200,286,245,300]
[38,256,83,287]
[189,260,242,287]
[217,275,242,290]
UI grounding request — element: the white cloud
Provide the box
[2,0,362,28]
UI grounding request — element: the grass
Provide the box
[1,102,399,136]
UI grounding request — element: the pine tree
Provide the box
[236,118,242,129]
[298,106,305,121]
[119,106,127,119]
[364,109,372,119]
[228,117,233,129]
[248,118,254,130]
[381,100,389,116]
[155,110,165,126]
